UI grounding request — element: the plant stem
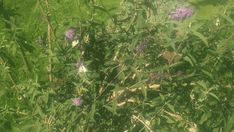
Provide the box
[47,22,52,82]
[44,0,52,82]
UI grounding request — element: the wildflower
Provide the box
[215,17,220,26]
[65,27,76,42]
[72,40,79,48]
[76,61,87,73]
[72,97,83,106]
[84,34,90,44]
[169,6,193,20]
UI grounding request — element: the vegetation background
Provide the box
[0,0,234,131]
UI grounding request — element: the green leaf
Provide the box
[104,99,118,115]
[183,56,194,67]
[196,80,208,90]
[112,99,118,115]
[166,103,175,113]
[191,30,208,47]
[201,70,213,80]
[89,103,96,122]
[104,105,113,113]
[222,15,234,26]
[159,93,165,101]
[224,113,234,132]
[35,105,44,117]
[199,112,211,124]
[208,93,219,101]
[166,118,175,124]
[141,86,147,100]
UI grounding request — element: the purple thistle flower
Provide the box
[72,97,83,106]
[169,6,193,20]
[65,28,76,42]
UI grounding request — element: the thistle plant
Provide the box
[169,6,193,20]
[65,27,77,42]
[72,97,83,106]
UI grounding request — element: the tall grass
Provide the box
[0,0,234,131]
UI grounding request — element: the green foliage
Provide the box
[0,0,234,131]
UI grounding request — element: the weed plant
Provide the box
[0,0,234,131]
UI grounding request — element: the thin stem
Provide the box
[46,0,52,82]
[132,115,153,132]
[47,22,52,82]
[39,0,53,82]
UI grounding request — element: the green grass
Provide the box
[0,0,234,131]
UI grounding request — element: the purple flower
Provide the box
[72,97,83,106]
[65,28,76,42]
[169,6,193,20]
